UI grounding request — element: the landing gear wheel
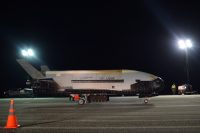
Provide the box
[78,99,85,105]
[144,99,149,104]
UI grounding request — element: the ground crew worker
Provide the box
[171,83,176,95]
[69,94,73,101]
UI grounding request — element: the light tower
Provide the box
[177,39,192,84]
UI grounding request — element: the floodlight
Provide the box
[178,40,186,49]
[185,39,192,48]
[27,49,34,56]
[21,50,28,56]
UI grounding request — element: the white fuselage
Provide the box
[45,70,158,92]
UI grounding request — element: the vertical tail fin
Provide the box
[16,59,45,79]
[41,65,50,76]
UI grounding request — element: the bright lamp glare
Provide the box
[178,40,186,49]
[21,49,35,57]
[178,39,193,49]
[21,50,28,56]
[27,49,34,56]
[185,39,192,48]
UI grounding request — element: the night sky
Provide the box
[1,0,200,94]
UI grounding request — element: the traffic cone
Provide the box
[4,99,20,128]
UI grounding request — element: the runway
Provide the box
[0,95,200,133]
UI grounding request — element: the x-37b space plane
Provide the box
[17,59,164,104]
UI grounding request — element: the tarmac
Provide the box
[0,95,200,133]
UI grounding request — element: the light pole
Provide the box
[20,48,35,87]
[178,39,192,84]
